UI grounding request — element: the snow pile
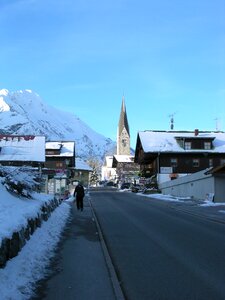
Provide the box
[0,166,42,199]
[0,165,72,299]
[0,169,52,244]
[200,201,225,207]
[0,202,71,300]
[139,193,187,202]
[140,192,225,207]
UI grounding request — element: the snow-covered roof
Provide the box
[104,155,114,168]
[46,141,75,157]
[138,131,225,153]
[0,135,45,162]
[114,155,134,163]
[75,158,93,171]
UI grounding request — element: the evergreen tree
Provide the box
[90,166,99,186]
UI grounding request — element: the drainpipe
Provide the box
[157,152,160,184]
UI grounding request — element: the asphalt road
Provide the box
[90,189,225,300]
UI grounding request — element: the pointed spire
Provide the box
[118,96,130,137]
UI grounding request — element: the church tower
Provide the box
[117,96,130,155]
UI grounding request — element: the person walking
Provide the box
[73,182,85,211]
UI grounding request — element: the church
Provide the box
[116,96,130,155]
[101,96,139,183]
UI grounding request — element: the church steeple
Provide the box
[118,96,130,137]
[117,96,130,155]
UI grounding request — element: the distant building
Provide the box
[113,97,139,183]
[102,96,140,184]
[43,141,75,194]
[135,130,225,185]
[45,141,75,171]
[101,155,117,181]
[112,155,139,183]
[44,142,92,193]
[73,157,93,187]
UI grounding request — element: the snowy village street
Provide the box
[1,185,225,300]
[1,1,225,299]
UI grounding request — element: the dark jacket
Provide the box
[74,184,85,198]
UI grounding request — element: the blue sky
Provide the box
[0,0,225,148]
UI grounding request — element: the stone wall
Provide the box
[0,197,62,268]
[159,169,214,201]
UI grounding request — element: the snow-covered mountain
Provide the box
[0,89,116,161]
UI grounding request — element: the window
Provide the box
[209,159,213,167]
[193,159,199,167]
[184,142,191,150]
[46,150,55,155]
[122,138,127,147]
[204,142,211,150]
[56,162,63,168]
[171,158,177,167]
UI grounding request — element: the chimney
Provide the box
[194,129,199,136]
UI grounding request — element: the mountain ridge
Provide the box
[0,89,116,161]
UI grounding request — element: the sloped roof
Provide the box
[46,141,75,157]
[113,155,134,163]
[75,158,92,171]
[138,131,225,153]
[0,135,45,162]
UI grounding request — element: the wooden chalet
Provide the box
[44,141,75,173]
[43,141,75,194]
[134,130,225,184]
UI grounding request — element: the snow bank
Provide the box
[0,182,53,245]
[0,202,71,300]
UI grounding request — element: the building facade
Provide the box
[135,130,225,185]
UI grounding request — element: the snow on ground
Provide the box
[139,193,187,202]
[200,201,225,207]
[137,192,225,207]
[0,181,53,244]
[0,197,72,300]
[1,173,225,300]
[0,172,72,300]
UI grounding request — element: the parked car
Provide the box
[106,181,115,186]
[120,182,131,190]
[131,184,144,193]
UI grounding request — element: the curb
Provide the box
[88,198,126,300]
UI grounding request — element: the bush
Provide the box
[0,166,41,198]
